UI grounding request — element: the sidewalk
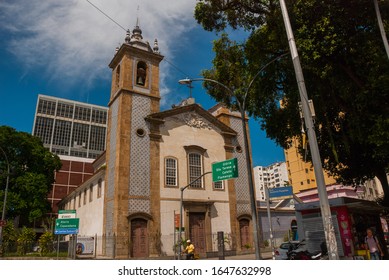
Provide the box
[207,251,273,260]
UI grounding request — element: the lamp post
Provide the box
[178,53,286,260]
[265,186,275,260]
[0,146,10,255]
[279,0,339,259]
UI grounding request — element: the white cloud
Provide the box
[0,0,198,99]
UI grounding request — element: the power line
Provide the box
[85,0,190,78]
[86,0,127,32]
[163,58,190,77]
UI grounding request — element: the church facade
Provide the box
[61,23,255,259]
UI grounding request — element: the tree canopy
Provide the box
[0,126,62,225]
[195,0,389,203]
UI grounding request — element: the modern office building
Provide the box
[32,94,108,214]
[33,94,108,159]
[253,162,289,201]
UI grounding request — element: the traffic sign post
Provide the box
[54,218,79,235]
[212,158,238,182]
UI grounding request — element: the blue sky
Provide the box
[0,0,285,167]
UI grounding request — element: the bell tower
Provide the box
[103,22,164,258]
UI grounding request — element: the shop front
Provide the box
[295,197,388,259]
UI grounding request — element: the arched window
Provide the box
[188,152,203,188]
[136,61,147,86]
[165,157,178,187]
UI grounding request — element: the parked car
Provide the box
[274,241,306,260]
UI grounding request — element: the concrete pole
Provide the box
[279,0,339,259]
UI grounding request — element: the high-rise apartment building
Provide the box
[32,94,108,213]
[253,162,289,201]
[284,137,336,194]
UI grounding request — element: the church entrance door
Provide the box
[189,212,206,254]
[239,219,250,249]
[131,218,148,258]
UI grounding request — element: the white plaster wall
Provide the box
[159,115,230,202]
[158,114,233,256]
[64,172,105,255]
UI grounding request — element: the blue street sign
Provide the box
[268,186,293,200]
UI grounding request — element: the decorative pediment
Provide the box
[172,113,212,130]
[145,103,237,136]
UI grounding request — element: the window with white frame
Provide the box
[213,180,224,190]
[188,152,203,188]
[165,157,177,187]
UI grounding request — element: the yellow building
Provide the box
[284,137,336,194]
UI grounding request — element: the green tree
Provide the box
[1,221,18,253]
[0,126,62,225]
[194,1,389,203]
[17,227,36,255]
[38,231,54,255]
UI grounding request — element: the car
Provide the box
[274,241,306,260]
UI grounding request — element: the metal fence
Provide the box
[1,230,290,258]
[262,229,292,248]
[1,240,69,257]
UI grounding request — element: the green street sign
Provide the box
[54,218,79,235]
[58,210,76,219]
[212,158,239,182]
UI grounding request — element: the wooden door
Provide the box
[239,219,250,249]
[131,218,148,258]
[189,212,206,253]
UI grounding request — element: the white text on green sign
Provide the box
[212,158,239,182]
[54,218,79,234]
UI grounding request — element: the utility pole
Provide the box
[279,0,339,259]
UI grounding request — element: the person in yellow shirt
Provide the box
[183,240,195,260]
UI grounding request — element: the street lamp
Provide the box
[178,53,286,260]
[0,146,10,255]
[279,0,339,259]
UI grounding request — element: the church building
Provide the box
[61,22,255,259]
